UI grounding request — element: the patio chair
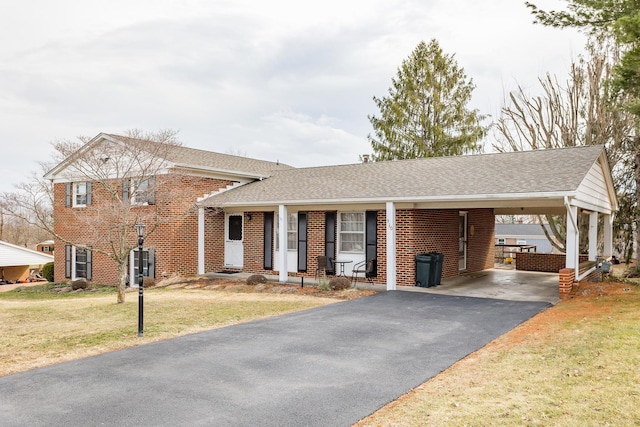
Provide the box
[351,258,376,286]
[316,256,335,280]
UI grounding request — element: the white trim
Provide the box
[386,202,396,291]
[588,211,598,261]
[198,207,205,275]
[603,214,613,257]
[278,205,288,283]
[565,199,579,277]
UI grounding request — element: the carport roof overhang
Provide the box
[205,191,585,215]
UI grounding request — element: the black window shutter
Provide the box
[86,247,92,280]
[147,177,156,205]
[65,183,72,207]
[297,212,307,272]
[366,211,378,277]
[325,212,336,261]
[264,212,274,270]
[148,248,155,278]
[86,182,92,206]
[122,179,130,202]
[65,245,72,278]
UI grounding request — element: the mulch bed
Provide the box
[153,276,377,300]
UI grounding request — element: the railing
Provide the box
[494,244,537,264]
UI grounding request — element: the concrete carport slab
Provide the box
[0,292,550,427]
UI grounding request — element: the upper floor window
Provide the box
[123,177,156,206]
[339,212,365,253]
[131,177,155,205]
[65,182,92,208]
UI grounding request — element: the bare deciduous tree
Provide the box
[494,37,638,254]
[3,129,202,303]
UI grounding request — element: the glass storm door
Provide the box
[224,214,244,268]
[459,212,468,271]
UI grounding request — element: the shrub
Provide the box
[41,262,54,282]
[328,277,351,291]
[143,277,155,288]
[246,274,268,286]
[71,279,89,290]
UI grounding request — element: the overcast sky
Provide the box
[0,0,585,193]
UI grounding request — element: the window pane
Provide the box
[74,183,87,206]
[339,212,365,253]
[75,248,87,278]
[275,213,297,251]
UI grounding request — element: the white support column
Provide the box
[278,204,288,283]
[197,206,205,275]
[565,201,579,276]
[386,202,397,291]
[588,211,598,261]
[603,213,614,258]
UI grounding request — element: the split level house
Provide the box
[46,134,618,291]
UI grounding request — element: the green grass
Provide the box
[0,286,338,376]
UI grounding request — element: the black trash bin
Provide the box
[416,253,435,287]
[429,252,444,286]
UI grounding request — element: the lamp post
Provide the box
[135,222,146,337]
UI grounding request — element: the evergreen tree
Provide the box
[368,39,486,161]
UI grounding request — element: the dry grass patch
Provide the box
[0,284,350,376]
[356,279,640,426]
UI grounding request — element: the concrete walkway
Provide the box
[0,291,551,427]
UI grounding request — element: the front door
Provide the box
[224,214,243,268]
[459,212,468,271]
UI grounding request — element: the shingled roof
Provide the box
[199,145,609,207]
[105,134,293,178]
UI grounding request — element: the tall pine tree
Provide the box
[368,39,486,161]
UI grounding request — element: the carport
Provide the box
[197,145,617,294]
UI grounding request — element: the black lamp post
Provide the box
[135,222,146,337]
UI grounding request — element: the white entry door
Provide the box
[224,214,243,268]
[459,212,468,271]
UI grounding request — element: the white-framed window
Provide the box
[339,212,365,253]
[275,213,297,251]
[129,248,155,286]
[497,238,505,245]
[131,177,155,205]
[73,182,87,207]
[65,245,92,280]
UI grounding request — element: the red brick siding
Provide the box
[516,252,589,273]
[53,175,236,285]
[228,208,495,287]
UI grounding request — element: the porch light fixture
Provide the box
[136,222,146,337]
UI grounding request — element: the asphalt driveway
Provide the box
[0,292,550,426]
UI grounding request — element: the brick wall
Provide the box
[54,175,235,285]
[516,252,589,273]
[233,208,495,287]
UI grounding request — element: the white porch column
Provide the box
[588,211,598,261]
[603,213,614,258]
[386,202,397,291]
[565,201,579,276]
[197,206,205,275]
[278,204,288,283]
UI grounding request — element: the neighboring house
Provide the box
[0,240,54,283]
[36,240,55,255]
[48,138,617,289]
[495,223,558,254]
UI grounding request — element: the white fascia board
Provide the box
[213,191,575,209]
[598,151,619,211]
[43,133,116,180]
[171,164,266,180]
